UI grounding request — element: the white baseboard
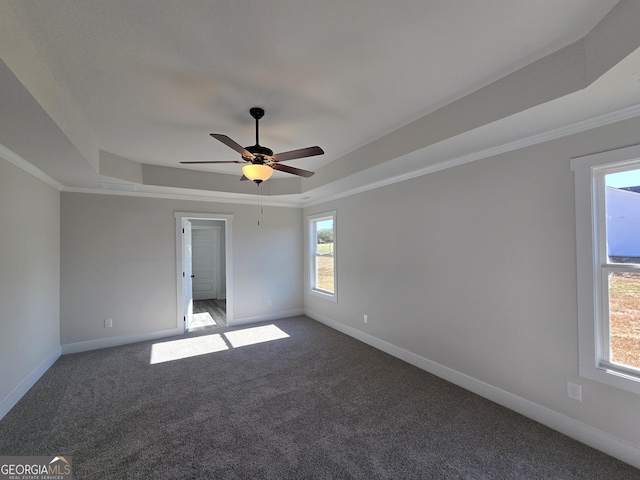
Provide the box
[305,309,640,470]
[230,308,304,327]
[0,346,61,421]
[60,308,305,354]
[61,327,183,354]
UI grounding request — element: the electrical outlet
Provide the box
[363,314,368,324]
[105,318,113,328]
[567,381,582,401]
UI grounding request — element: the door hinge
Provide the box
[182,228,185,233]
[183,316,186,322]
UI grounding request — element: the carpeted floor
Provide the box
[0,316,638,479]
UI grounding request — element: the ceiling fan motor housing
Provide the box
[245,144,274,163]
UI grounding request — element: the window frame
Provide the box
[308,210,337,302]
[571,144,640,395]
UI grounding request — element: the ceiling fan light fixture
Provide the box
[242,163,273,184]
[180,108,322,181]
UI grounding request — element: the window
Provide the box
[308,211,337,301]
[572,145,640,394]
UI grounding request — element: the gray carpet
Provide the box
[0,316,638,479]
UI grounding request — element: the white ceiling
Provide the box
[2,0,640,205]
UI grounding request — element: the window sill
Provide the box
[309,288,337,303]
[580,363,640,395]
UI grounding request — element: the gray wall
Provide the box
[4,111,640,459]
[0,158,60,416]
[304,115,640,455]
[60,194,303,346]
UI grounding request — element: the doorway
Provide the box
[175,213,234,333]
[192,299,226,329]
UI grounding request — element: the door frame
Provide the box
[175,212,234,332]
[183,219,194,330]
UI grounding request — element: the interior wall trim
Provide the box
[5,101,640,209]
[304,309,640,470]
[61,327,183,355]
[59,310,304,356]
[63,186,299,208]
[0,346,61,422]
[231,309,305,328]
[0,142,64,191]
[302,102,640,208]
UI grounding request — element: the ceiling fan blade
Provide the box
[272,146,324,162]
[210,133,253,157]
[180,160,244,164]
[272,163,315,178]
[240,175,249,181]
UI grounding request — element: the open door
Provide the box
[176,212,234,329]
[183,219,194,332]
[192,225,221,300]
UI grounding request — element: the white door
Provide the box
[192,226,221,300]
[183,220,194,332]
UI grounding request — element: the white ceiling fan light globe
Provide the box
[242,163,273,183]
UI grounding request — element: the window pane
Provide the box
[315,219,334,253]
[316,256,334,293]
[309,212,336,299]
[608,272,640,370]
[605,169,640,264]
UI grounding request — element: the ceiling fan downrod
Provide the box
[250,107,264,146]
[245,107,273,158]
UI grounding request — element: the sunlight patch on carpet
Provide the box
[150,325,290,364]
[224,324,290,348]
[150,335,228,364]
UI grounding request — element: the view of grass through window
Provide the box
[315,219,334,293]
[316,255,334,292]
[608,272,640,370]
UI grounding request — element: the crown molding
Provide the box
[5,101,640,208]
[62,186,300,208]
[303,102,640,208]
[0,143,64,190]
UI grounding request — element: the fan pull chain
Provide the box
[257,183,263,226]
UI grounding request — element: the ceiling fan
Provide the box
[180,107,324,184]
